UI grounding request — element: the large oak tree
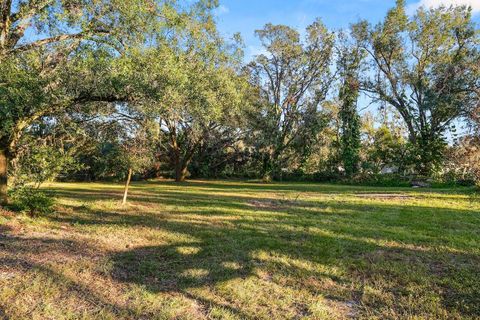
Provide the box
[131,31,248,182]
[352,0,480,174]
[248,20,335,179]
[0,0,211,204]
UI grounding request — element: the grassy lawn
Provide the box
[0,180,479,319]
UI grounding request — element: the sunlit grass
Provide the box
[0,180,479,319]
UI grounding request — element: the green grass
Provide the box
[0,180,479,319]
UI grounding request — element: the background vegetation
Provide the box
[1,0,479,203]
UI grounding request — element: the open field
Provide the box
[0,180,479,319]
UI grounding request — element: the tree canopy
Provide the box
[1,0,479,205]
[352,0,480,173]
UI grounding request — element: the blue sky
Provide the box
[215,0,480,59]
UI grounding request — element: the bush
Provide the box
[312,170,342,182]
[9,186,55,217]
[349,173,411,187]
[457,179,477,187]
[431,168,477,187]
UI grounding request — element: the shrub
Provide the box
[312,170,341,182]
[457,179,477,187]
[9,186,55,217]
[350,173,411,187]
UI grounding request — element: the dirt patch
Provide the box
[247,196,302,210]
[248,199,286,210]
[354,193,415,200]
[325,299,357,320]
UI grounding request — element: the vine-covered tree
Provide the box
[337,31,365,177]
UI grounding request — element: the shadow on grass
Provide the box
[0,233,140,318]
[105,212,480,318]
[140,180,475,194]
[34,182,480,317]
[50,185,479,253]
[0,230,256,318]
[111,242,255,318]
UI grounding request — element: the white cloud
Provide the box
[408,0,480,14]
[214,5,229,16]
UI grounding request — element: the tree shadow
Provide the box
[50,185,479,254]
[107,213,480,318]
[0,233,140,319]
[36,181,480,318]
[111,242,254,318]
[107,222,363,318]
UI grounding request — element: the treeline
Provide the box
[1,0,479,206]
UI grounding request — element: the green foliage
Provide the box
[63,108,156,181]
[0,53,61,147]
[1,0,175,61]
[411,134,447,175]
[248,20,334,179]
[189,129,259,179]
[352,1,480,175]
[337,31,365,177]
[363,125,411,175]
[123,15,249,181]
[338,66,361,174]
[14,142,79,188]
[0,0,182,147]
[11,121,82,188]
[8,186,54,217]
[1,0,479,190]
[0,0,211,201]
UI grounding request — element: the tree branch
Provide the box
[9,29,108,55]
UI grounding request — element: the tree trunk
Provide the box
[122,168,133,205]
[262,153,274,182]
[175,162,188,182]
[0,149,7,206]
[172,143,196,182]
